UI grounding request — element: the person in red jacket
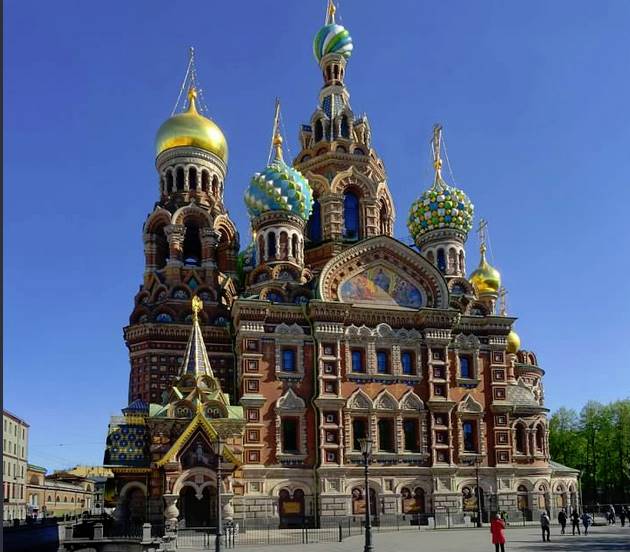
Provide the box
[490,513,507,552]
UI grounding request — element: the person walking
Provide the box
[620,507,627,527]
[490,513,506,552]
[581,511,592,535]
[571,509,581,535]
[540,511,551,542]
[558,509,567,535]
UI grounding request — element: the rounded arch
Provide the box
[172,203,212,228]
[330,166,377,196]
[269,480,314,497]
[188,166,198,190]
[172,467,218,496]
[119,481,148,500]
[144,207,172,234]
[175,166,185,191]
[342,187,361,240]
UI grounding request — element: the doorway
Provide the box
[179,486,215,527]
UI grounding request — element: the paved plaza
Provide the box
[227,525,630,552]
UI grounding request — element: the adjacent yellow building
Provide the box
[3,410,29,520]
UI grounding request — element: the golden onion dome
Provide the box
[506,329,521,354]
[155,87,228,162]
[469,244,501,295]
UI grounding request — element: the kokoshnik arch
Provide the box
[103,0,578,530]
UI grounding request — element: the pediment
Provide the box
[318,236,449,309]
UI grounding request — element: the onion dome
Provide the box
[469,244,501,296]
[407,125,474,246]
[245,133,313,220]
[506,329,521,354]
[155,87,228,162]
[313,1,353,63]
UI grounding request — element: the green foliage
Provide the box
[549,399,630,504]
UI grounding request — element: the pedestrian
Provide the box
[620,507,627,527]
[490,512,506,552]
[558,509,567,535]
[540,511,551,542]
[581,511,592,535]
[608,504,616,525]
[571,509,581,535]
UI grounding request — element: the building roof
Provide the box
[550,460,580,474]
[3,409,30,426]
[27,464,47,473]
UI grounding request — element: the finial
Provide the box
[192,295,203,323]
[187,85,198,113]
[431,123,443,176]
[498,286,508,316]
[326,0,336,24]
[477,218,488,257]
[269,98,284,162]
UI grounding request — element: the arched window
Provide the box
[166,170,174,192]
[536,425,545,452]
[343,191,360,240]
[437,249,446,273]
[340,115,350,138]
[188,167,197,190]
[314,119,324,142]
[176,167,185,191]
[257,234,265,262]
[306,198,322,242]
[267,232,277,259]
[517,485,529,511]
[183,223,202,266]
[279,232,289,260]
[515,424,526,454]
[154,227,169,269]
[201,170,210,192]
[212,176,219,196]
[291,234,299,259]
[459,250,465,273]
[379,202,389,234]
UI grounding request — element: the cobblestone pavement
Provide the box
[207,525,630,552]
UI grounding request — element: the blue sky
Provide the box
[4,0,630,470]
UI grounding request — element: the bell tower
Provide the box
[125,50,240,404]
[294,0,395,270]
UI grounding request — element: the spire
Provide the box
[477,218,488,260]
[326,0,336,24]
[268,98,284,163]
[430,123,447,190]
[498,286,508,316]
[179,296,214,377]
[171,46,209,116]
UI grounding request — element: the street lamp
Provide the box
[358,438,373,552]
[215,437,224,552]
[474,457,482,527]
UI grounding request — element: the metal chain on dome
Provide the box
[171,47,210,115]
[441,132,458,187]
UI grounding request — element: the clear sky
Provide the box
[4,0,630,470]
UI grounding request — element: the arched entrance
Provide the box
[278,488,305,528]
[351,487,378,519]
[178,486,215,528]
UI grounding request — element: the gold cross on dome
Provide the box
[498,287,508,316]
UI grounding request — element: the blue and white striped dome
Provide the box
[313,23,353,63]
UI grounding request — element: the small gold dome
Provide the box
[155,88,228,162]
[506,329,521,354]
[469,244,501,295]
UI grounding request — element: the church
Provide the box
[103,1,578,531]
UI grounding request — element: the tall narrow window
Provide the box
[463,421,476,452]
[343,191,360,240]
[376,350,389,374]
[459,356,472,379]
[352,418,368,451]
[183,223,201,266]
[306,198,322,242]
[282,418,299,453]
[401,351,414,375]
[314,119,324,142]
[437,248,446,273]
[515,424,526,454]
[536,425,544,452]
[291,234,298,259]
[351,350,364,373]
[403,419,420,452]
[267,232,277,259]
[340,115,350,138]
[282,349,296,372]
[188,167,198,190]
[176,167,185,191]
[378,419,395,452]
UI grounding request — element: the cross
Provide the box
[498,287,508,316]
[326,0,336,24]
[431,123,443,172]
[192,295,203,323]
[476,219,488,247]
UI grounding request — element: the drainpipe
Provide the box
[302,303,321,528]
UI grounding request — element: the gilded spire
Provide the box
[326,0,336,24]
[187,85,198,114]
[469,218,502,296]
[179,296,214,377]
[269,98,284,162]
[431,123,446,189]
[498,286,508,316]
